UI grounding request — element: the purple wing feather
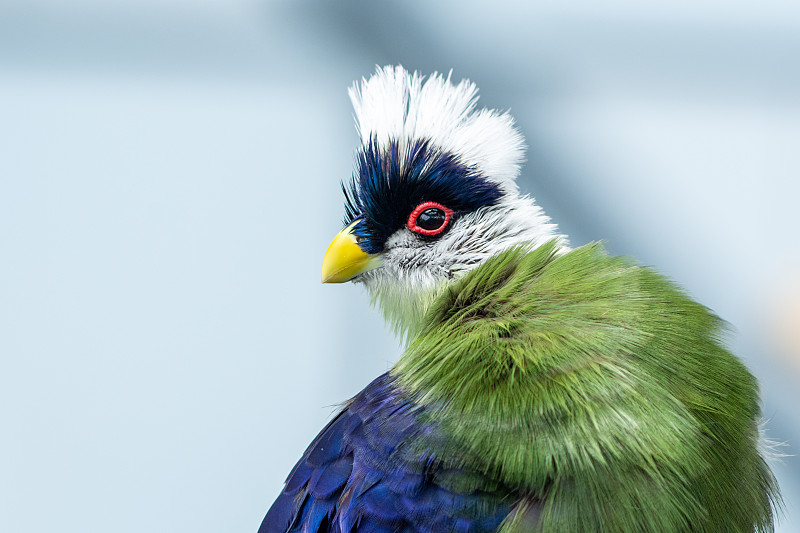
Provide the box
[258,373,516,533]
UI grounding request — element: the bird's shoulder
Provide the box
[394,240,777,532]
[259,373,514,533]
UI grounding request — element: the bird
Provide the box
[258,66,780,533]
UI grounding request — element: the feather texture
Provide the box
[395,241,779,532]
[263,241,778,532]
[259,374,513,533]
[261,66,779,532]
[349,66,525,193]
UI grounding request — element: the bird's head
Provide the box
[321,66,566,340]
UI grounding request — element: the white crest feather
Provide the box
[348,66,526,192]
[347,66,568,341]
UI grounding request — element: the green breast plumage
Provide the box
[394,240,779,533]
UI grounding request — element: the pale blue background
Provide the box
[1,1,798,532]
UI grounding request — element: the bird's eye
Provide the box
[407,201,454,236]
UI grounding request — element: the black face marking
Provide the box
[342,138,503,254]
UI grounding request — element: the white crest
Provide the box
[348,66,526,192]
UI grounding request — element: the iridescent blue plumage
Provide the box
[259,373,514,533]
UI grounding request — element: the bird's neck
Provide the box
[367,274,447,344]
[369,197,568,344]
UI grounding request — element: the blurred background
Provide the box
[1,0,798,531]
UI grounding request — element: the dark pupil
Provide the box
[417,208,446,230]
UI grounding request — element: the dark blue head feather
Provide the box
[343,138,504,254]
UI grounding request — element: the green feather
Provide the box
[393,241,780,532]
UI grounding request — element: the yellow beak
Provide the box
[321,220,381,283]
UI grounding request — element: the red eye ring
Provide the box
[407,201,454,236]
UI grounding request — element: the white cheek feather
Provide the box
[349,66,569,341]
[358,196,569,342]
[349,66,525,194]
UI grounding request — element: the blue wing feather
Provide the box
[258,373,515,533]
